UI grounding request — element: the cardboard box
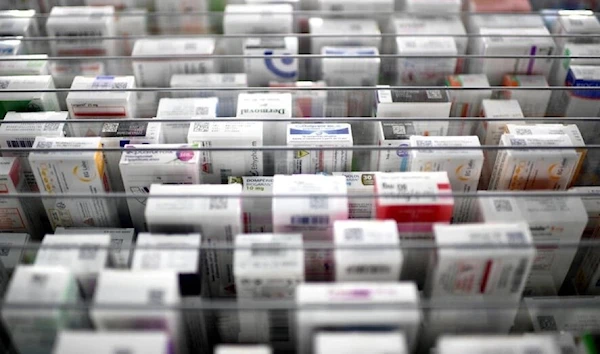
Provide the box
[0,10,40,54]
[396,37,457,86]
[34,233,111,298]
[315,332,408,354]
[296,282,421,354]
[333,220,402,282]
[54,227,135,268]
[409,135,483,223]
[156,97,218,144]
[488,134,579,191]
[549,43,600,87]
[53,332,171,354]
[272,174,348,281]
[228,176,273,233]
[244,37,298,87]
[0,55,48,76]
[0,75,60,117]
[132,38,216,87]
[372,121,415,173]
[438,335,561,354]
[332,172,375,219]
[279,123,352,175]
[523,296,600,333]
[188,121,264,184]
[269,81,327,118]
[321,47,380,86]
[119,144,201,232]
[477,192,587,294]
[2,266,89,354]
[445,74,492,136]
[236,93,292,147]
[0,233,29,270]
[28,137,121,229]
[551,10,600,54]
[501,75,551,117]
[145,184,242,297]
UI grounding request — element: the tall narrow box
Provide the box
[501,75,551,118]
[0,233,30,270]
[445,74,492,136]
[332,172,376,219]
[228,176,273,233]
[156,97,218,144]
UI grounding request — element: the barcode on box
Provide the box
[102,122,119,133]
[494,199,513,212]
[344,228,364,241]
[515,128,533,135]
[510,138,527,146]
[251,242,286,257]
[0,243,10,257]
[346,265,391,274]
[209,197,228,210]
[0,80,10,89]
[393,125,406,135]
[147,289,164,305]
[506,231,526,244]
[416,140,433,147]
[309,196,328,210]
[426,90,442,99]
[78,246,98,260]
[141,252,160,269]
[7,139,34,148]
[537,315,558,331]
[193,123,209,132]
[291,215,330,225]
[195,106,209,116]
[184,42,198,51]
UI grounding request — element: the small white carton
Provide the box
[224,4,293,49]
[0,39,23,55]
[501,75,551,118]
[372,121,416,173]
[552,10,600,54]
[488,134,579,191]
[524,296,600,333]
[53,331,171,354]
[404,0,461,12]
[236,93,292,148]
[0,55,48,76]
[188,121,264,184]
[0,75,60,117]
[332,172,375,219]
[280,123,352,175]
[333,220,402,282]
[321,47,380,86]
[35,233,111,299]
[0,233,29,269]
[119,144,201,232]
[445,74,492,136]
[228,176,273,233]
[410,136,483,223]
[437,335,561,354]
[131,38,216,87]
[427,223,535,299]
[549,43,600,87]
[91,270,185,354]
[66,75,137,136]
[0,10,40,54]
[269,80,327,118]
[215,346,272,354]
[477,192,588,294]
[2,266,89,354]
[54,227,135,268]
[145,184,242,298]
[396,36,457,86]
[296,282,421,354]
[156,97,218,144]
[154,0,208,34]
[244,37,298,87]
[272,174,348,281]
[28,137,121,229]
[315,332,408,354]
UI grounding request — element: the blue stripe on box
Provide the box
[324,48,377,56]
[290,128,350,135]
[567,69,600,100]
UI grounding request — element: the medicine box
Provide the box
[216,346,272,354]
[28,137,121,229]
[154,0,208,34]
[2,266,89,354]
[321,47,380,86]
[228,176,273,233]
[372,121,415,173]
[445,74,492,136]
[437,335,561,354]
[404,0,461,12]
[54,227,135,268]
[236,93,292,148]
[34,233,111,298]
[188,121,264,184]
[269,81,327,118]
[120,144,201,232]
[280,123,352,175]
[332,172,375,219]
[523,296,600,333]
[549,43,600,87]
[396,36,457,86]
[132,38,216,87]
[488,134,579,191]
[551,11,600,53]
[0,39,23,55]
[53,331,171,354]
[0,75,60,117]
[0,10,40,53]
[409,135,483,223]
[0,233,29,270]
[156,97,218,144]
[0,55,48,76]
[501,75,551,118]
[49,60,106,89]
[224,4,293,38]
[296,282,421,354]
[333,220,402,282]
[244,37,298,87]
[315,332,408,354]
[477,192,587,294]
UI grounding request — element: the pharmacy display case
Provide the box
[1,1,600,354]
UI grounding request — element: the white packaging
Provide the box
[54,227,134,268]
[270,81,327,118]
[501,75,551,118]
[35,233,111,298]
[2,266,89,354]
[477,193,587,294]
[396,36,457,86]
[156,97,218,144]
[321,47,380,86]
[0,40,23,56]
[332,172,375,219]
[91,270,185,354]
[215,346,272,354]
[53,331,171,354]
[224,4,293,42]
[404,0,461,12]
[445,74,492,136]
[372,121,415,173]
[549,43,600,87]
[427,223,534,298]
[470,27,556,85]
[170,73,247,117]
[437,335,561,354]
[28,137,121,229]
[410,135,483,223]
[0,10,40,54]
[49,60,106,90]
[488,134,579,191]
[113,9,147,74]
[272,174,348,281]
[45,6,116,57]
[188,121,264,184]
[315,332,407,354]
[66,75,137,136]
[154,0,208,34]
[296,282,421,354]
[0,75,60,118]
[0,55,48,76]
[244,37,298,87]
[524,296,600,333]
[229,176,273,233]
[466,14,546,36]
[236,92,292,148]
[317,0,393,12]
[552,11,600,54]
[119,144,201,232]
[0,233,29,269]
[0,157,43,237]
[279,123,352,175]
[333,220,402,282]
[99,121,163,194]
[0,112,67,191]
[132,38,216,87]
[145,184,242,297]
